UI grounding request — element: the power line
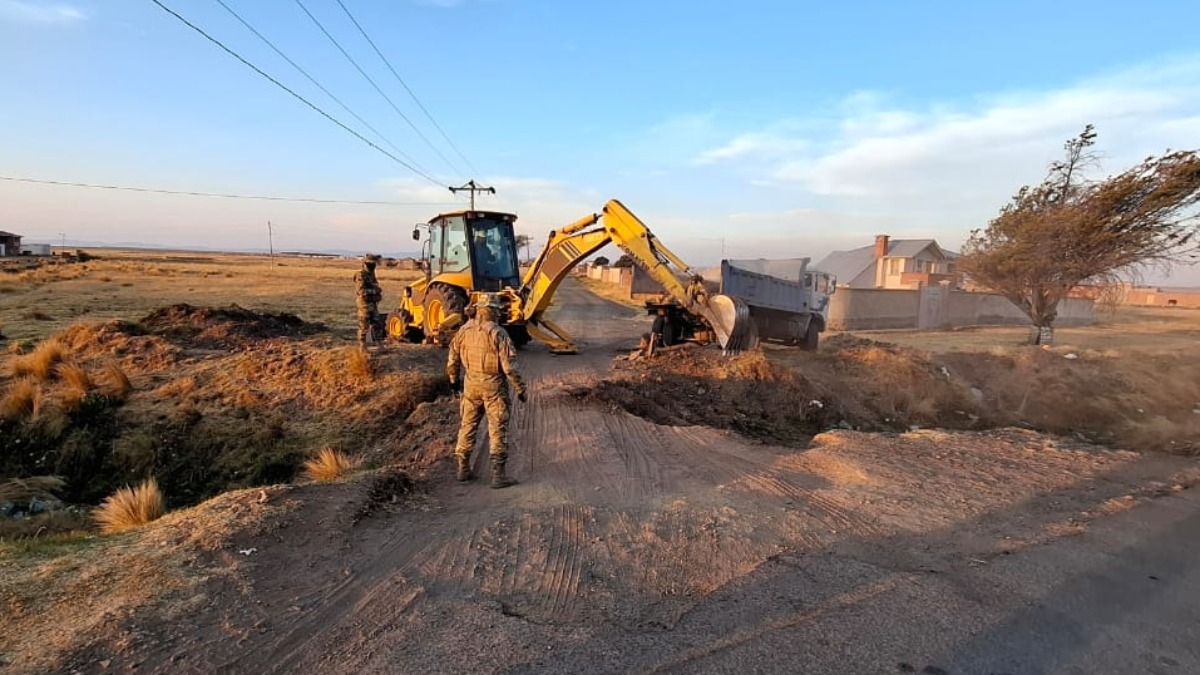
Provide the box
[333,0,479,177]
[292,0,464,178]
[147,0,444,187]
[0,175,454,206]
[211,0,431,177]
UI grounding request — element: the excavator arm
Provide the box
[518,199,754,354]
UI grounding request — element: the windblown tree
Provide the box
[960,125,1200,343]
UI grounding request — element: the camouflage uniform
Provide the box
[354,255,383,347]
[447,298,527,488]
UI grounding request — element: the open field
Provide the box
[0,249,422,344]
[1,255,1199,674]
[846,305,1200,355]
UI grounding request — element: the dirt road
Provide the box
[65,279,1200,674]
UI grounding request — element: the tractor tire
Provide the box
[505,324,532,348]
[802,319,820,351]
[424,284,468,344]
[652,314,679,346]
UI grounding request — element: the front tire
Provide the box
[424,284,468,344]
[802,319,820,351]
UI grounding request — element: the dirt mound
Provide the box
[140,303,326,349]
[581,348,846,446]
[585,339,1200,454]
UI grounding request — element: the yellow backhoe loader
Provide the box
[387,199,756,354]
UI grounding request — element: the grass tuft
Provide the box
[1,378,42,420]
[303,447,359,482]
[56,361,92,406]
[100,361,133,398]
[0,476,66,504]
[10,339,67,380]
[93,478,166,534]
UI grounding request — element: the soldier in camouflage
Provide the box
[447,295,527,489]
[354,254,383,348]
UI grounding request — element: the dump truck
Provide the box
[387,199,756,353]
[718,258,835,350]
[642,258,834,351]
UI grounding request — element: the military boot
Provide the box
[455,455,474,482]
[490,459,518,489]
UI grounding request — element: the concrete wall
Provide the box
[827,289,922,330]
[828,287,1094,330]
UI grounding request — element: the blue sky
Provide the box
[2,0,1199,282]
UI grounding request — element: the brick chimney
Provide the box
[874,234,889,260]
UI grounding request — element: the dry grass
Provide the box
[302,447,359,482]
[55,361,92,407]
[848,306,1200,356]
[10,339,66,380]
[99,361,133,398]
[0,476,66,504]
[0,249,423,343]
[577,276,645,309]
[93,479,166,534]
[1,378,42,420]
[347,347,374,380]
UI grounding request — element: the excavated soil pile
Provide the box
[582,347,846,446]
[588,336,1200,454]
[140,303,326,350]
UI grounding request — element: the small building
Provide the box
[20,243,52,256]
[815,235,959,289]
[0,231,21,256]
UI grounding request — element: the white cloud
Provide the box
[695,133,810,165]
[0,0,86,23]
[699,56,1200,208]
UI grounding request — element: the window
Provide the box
[887,258,902,276]
[441,216,470,273]
[469,217,519,282]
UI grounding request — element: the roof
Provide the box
[814,239,948,285]
[0,231,21,237]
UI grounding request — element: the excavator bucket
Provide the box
[704,294,759,354]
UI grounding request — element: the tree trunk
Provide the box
[1029,324,1054,345]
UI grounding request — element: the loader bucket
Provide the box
[705,294,759,354]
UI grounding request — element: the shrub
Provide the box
[303,447,358,482]
[93,478,166,534]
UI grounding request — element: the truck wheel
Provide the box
[424,284,467,342]
[802,320,820,351]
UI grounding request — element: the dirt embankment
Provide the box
[584,335,1200,454]
[1,305,449,527]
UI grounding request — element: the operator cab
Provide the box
[419,210,521,291]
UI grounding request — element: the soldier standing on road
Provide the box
[447,295,527,489]
[354,254,383,348]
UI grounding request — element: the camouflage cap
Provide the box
[361,254,381,264]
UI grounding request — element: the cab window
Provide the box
[441,216,470,273]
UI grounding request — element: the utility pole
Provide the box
[449,180,495,210]
[267,220,274,260]
[58,232,66,251]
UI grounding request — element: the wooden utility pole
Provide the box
[449,180,495,209]
[267,220,275,260]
